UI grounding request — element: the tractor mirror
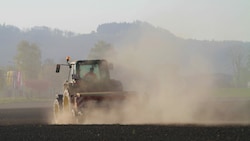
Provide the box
[56,64,60,73]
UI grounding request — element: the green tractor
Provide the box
[54,57,131,123]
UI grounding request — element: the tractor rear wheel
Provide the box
[63,94,78,123]
[63,95,71,113]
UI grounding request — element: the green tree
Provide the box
[14,40,41,80]
[87,40,115,59]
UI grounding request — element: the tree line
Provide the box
[1,38,250,97]
[0,39,114,97]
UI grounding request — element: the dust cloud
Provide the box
[77,33,250,125]
[52,31,250,125]
[101,35,215,124]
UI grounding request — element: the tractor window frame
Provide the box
[76,60,110,81]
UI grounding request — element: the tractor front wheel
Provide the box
[53,99,62,124]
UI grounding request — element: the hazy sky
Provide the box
[0,0,249,41]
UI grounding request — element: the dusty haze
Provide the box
[58,32,250,125]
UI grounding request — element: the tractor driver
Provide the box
[84,67,97,82]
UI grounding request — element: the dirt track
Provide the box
[1,124,250,141]
[0,105,250,141]
[0,101,53,125]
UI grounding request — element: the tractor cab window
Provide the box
[79,64,100,81]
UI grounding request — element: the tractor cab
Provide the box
[56,57,121,92]
[56,57,112,82]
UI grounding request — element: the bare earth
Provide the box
[1,124,250,141]
[0,101,250,141]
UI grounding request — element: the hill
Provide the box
[1,21,250,76]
